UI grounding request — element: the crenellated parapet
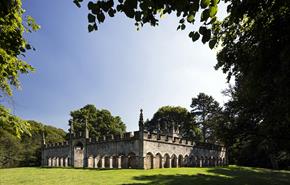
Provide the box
[144,131,195,147]
[44,141,70,149]
[195,142,226,152]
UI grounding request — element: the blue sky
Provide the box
[5,0,229,132]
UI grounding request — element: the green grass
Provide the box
[0,166,289,185]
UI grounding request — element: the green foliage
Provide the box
[74,0,220,48]
[0,120,66,168]
[190,93,222,143]
[0,129,22,167]
[0,0,40,96]
[1,166,290,185]
[70,104,126,137]
[0,105,31,138]
[144,106,200,140]
[213,1,290,169]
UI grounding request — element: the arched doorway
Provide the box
[164,154,170,168]
[184,155,189,167]
[121,155,127,168]
[105,156,110,168]
[74,142,84,168]
[112,156,118,168]
[155,153,162,168]
[128,152,136,168]
[171,154,177,168]
[145,152,154,169]
[178,155,183,167]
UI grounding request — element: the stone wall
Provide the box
[42,131,227,169]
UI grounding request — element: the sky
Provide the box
[5,0,229,132]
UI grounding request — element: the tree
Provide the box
[190,93,221,143]
[0,105,31,138]
[144,106,200,140]
[0,120,66,167]
[0,0,40,96]
[70,104,126,137]
[214,1,290,169]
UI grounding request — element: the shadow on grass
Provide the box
[123,166,290,185]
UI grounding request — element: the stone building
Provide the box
[42,110,227,169]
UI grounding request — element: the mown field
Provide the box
[0,166,289,185]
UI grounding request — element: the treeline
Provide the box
[0,120,66,168]
[0,104,126,168]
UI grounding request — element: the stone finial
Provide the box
[85,117,89,139]
[42,131,46,145]
[69,119,74,134]
[139,109,144,131]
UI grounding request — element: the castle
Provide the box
[41,110,227,169]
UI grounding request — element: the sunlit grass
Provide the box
[0,166,289,185]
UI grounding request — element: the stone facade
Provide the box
[42,110,227,169]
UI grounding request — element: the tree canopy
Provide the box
[190,93,222,143]
[70,104,126,137]
[0,0,40,97]
[0,120,66,168]
[144,106,200,140]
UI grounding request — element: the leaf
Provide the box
[199,26,207,34]
[211,0,220,6]
[209,39,217,49]
[209,6,218,17]
[202,30,211,43]
[187,15,195,23]
[88,24,94,32]
[189,31,194,38]
[97,12,105,23]
[88,13,96,23]
[201,0,210,9]
[125,0,137,9]
[192,32,200,42]
[108,9,115,17]
[25,44,31,50]
[179,18,185,24]
[181,24,186,30]
[124,8,135,18]
[88,2,94,10]
[135,11,141,21]
[73,0,81,8]
[201,9,210,22]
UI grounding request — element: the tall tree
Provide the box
[0,120,66,168]
[70,104,126,137]
[0,0,39,96]
[190,93,221,143]
[144,106,200,140]
[214,1,290,169]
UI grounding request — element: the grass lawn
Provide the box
[0,166,289,185]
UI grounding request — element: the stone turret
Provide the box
[139,109,144,131]
[68,119,74,136]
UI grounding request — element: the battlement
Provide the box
[45,141,69,148]
[144,131,195,146]
[44,131,142,149]
[44,130,224,152]
[195,142,226,151]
